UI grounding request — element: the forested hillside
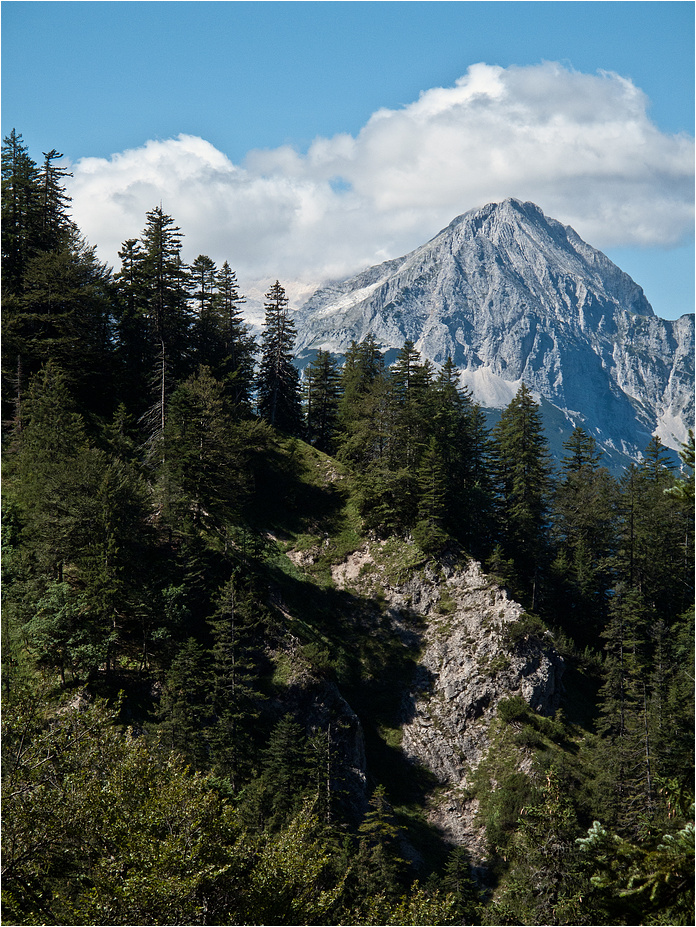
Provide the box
[2,132,694,926]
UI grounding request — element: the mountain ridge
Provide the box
[293,198,694,468]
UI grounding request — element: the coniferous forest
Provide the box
[2,133,694,926]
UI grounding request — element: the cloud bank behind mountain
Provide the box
[67,62,694,295]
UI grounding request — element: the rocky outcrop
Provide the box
[329,541,564,856]
[399,559,563,779]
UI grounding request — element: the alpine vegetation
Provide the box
[2,133,693,927]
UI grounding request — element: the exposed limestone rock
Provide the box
[330,541,564,858]
[400,559,563,778]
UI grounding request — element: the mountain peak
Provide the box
[295,201,693,468]
[450,197,548,228]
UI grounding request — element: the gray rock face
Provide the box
[295,199,694,466]
[399,559,563,786]
[329,542,564,857]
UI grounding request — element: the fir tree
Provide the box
[256,281,302,434]
[492,384,553,608]
[304,349,342,453]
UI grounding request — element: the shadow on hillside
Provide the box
[247,436,349,539]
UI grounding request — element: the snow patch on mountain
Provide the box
[655,408,692,451]
[458,367,526,410]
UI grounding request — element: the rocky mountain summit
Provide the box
[295,199,694,468]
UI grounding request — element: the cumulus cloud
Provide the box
[67,62,694,293]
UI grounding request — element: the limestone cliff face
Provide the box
[329,541,564,855]
[398,559,563,780]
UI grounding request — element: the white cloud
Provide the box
[67,62,694,295]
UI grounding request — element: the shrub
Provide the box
[504,612,547,647]
[497,695,531,724]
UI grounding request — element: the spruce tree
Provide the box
[429,357,494,553]
[387,339,432,470]
[8,362,150,679]
[350,340,433,534]
[413,436,448,553]
[11,361,91,581]
[256,281,302,434]
[139,206,191,442]
[441,846,480,920]
[158,637,214,770]
[304,349,342,453]
[18,234,115,417]
[355,784,406,898]
[1,131,40,424]
[162,366,245,532]
[37,149,73,251]
[551,427,618,640]
[616,441,691,623]
[336,337,387,466]
[259,714,310,826]
[214,260,256,407]
[1,129,41,296]
[190,253,219,368]
[595,586,655,833]
[2,138,114,420]
[209,580,264,790]
[339,335,384,409]
[485,770,591,925]
[113,237,152,418]
[492,384,553,608]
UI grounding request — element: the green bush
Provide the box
[497,695,530,724]
[504,612,547,647]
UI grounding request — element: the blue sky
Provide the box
[2,1,694,319]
